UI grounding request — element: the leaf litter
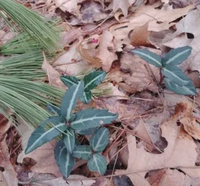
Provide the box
[2,0,200,185]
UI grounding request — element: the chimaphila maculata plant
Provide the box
[25,70,118,177]
[130,46,196,96]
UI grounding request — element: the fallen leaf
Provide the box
[124,118,198,178]
[54,42,90,76]
[109,3,193,50]
[42,53,64,87]
[97,31,118,72]
[109,0,137,17]
[0,139,18,186]
[169,0,200,8]
[120,50,160,93]
[75,1,109,24]
[130,23,151,47]
[162,7,200,73]
[29,174,95,186]
[146,168,200,186]
[0,114,11,142]
[112,175,134,186]
[54,0,83,14]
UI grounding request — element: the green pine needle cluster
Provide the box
[0,0,61,53]
[0,0,64,127]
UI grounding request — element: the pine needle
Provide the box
[0,76,65,127]
[0,0,61,52]
[0,51,45,80]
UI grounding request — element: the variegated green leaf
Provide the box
[54,141,75,178]
[25,123,67,154]
[39,116,63,128]
[63,128,75,154]
[90,128,109,152]
[70,108,118,130]
[131,49,162,68]
[80,91,92,104]
[72,145,92,160]
[60,76,79,88]
[163,46,192,67]
[164,78,196,95]
[87,153,107,175]
[84,70,106,91]
[47,104,61,115]
[61,81,84,121]
[161,66,191,86]
[76,127,98,135]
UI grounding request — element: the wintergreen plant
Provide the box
[130,46,196,95]
[25,71,118,177]
[61,70,106,103]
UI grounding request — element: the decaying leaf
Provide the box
[146,168,200,186]
[97,31,118,72]
[54,42,90,76]
[120,50,161,93]
[109,3,193,50]
[109,0,137,16]
[42,53,64,87]
[54,0,83,14]
[162,7,200,74]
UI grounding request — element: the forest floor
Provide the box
[1,0,200,185]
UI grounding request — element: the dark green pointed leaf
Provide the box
[61,81,84,121]
[87,153,107,175]
[72,145,92,160]
[90,128,109,152]
[25,123,67,154]
[54,141,75,178]
[163,46,192,67]
[47,104,61,115]
[84,70,106,91]
[164,78,196,95]
[161,66,191,86]
[76,127,98,135]
[130,49,162,68]
[70,108,118,130]
[60,76,79,88]
[80,91,92,104]
[63,128,75,154]
[39,116,63,128]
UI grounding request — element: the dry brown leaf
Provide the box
[54,0,83,14]
[181,117,200,140]
[124,120,198,176]
[18,141,62,177]
[138,110,169,152]
[130,23,151,46]
[54,42,90,76]
[78,37,102,68]
[60,28,83,46]
[169,0,200,8]
[109,0,137,17]
[97,31,117,72]
[162,7,200,73]
[95,91,161,125]
[42,53,64,87]
[0,139,18,186]
[120,50,160,93]
[30,174,95,186]
[146,168,200,186]
[76,1,109,24]
[0,114,11,142]
[109,3,193,50]
[115,93,199,183]
[95,97,137,124]
[17,123,62,177]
